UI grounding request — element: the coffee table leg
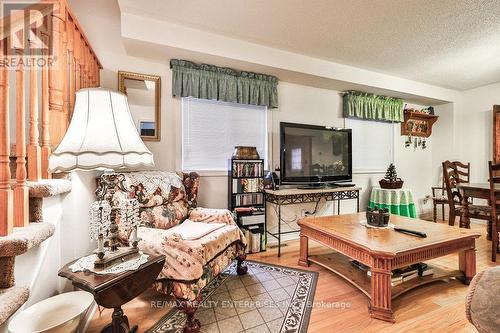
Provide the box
[369,259,395,323]
[458,247,476,285]
[298,235,309,267]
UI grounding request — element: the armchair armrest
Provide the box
[188,207,237,226]
[465,266,500,332]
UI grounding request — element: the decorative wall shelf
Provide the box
[401,112,438,138]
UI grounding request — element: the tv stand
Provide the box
[332,182,356,188]
[296,183,325,190]
[296,182,355,189]
[264,186,361,257]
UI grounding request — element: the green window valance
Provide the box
[170,59,279,108]
[343,91,404,122]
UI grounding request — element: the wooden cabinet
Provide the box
[401,111,438,138]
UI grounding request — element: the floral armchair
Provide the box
[112,171,247,332]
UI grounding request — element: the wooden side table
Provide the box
[59,252,165,333]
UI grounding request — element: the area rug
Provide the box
[147,260,318,333]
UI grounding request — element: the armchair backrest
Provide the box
[109,171,200,230]
[178,172,200,211]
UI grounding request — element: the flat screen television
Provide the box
[280,122,352,184]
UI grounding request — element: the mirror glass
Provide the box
[118,72,161,141]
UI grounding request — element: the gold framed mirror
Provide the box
[118,71,161,141]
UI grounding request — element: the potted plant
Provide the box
[379,163,404,189]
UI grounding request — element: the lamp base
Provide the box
[94,246,140,269]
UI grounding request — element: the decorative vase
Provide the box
[232,146,259,159]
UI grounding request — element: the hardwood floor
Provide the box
[86,220,498,333]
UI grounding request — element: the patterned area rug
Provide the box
[147,260,318,333]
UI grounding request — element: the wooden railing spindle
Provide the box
[27,36,41,181]
[66,19,75,120]
[0,38,13,236]
[48,0,66,145]
[41,27,51,179]
[13,35,29,228]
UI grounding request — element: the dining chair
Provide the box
[431,177,448,222]
[442,160,491,228]
[488,161,500,262]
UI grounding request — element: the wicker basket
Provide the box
[379,178,404,189]
[232,146,259,159]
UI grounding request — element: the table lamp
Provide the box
[49,88,154,268]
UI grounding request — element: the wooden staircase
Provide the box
[0,0,101,327]
[0,179,72,326]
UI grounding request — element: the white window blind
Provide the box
[182,97,267,171]
[345,118,395,173]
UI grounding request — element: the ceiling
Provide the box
[118,0,500,91]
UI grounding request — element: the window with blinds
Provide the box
[345,118,395,173]
[182,97,268,171]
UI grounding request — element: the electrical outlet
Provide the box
[423,195,431,204]
[301,209,310,217]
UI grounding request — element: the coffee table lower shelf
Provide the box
[309,252,463,300]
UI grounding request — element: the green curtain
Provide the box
[170,59,279,108]
[343,91,404,122]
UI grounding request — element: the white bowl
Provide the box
[8,291,94,333]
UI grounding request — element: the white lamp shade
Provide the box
[49,88,154,172]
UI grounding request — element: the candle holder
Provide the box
[89,173,141,269]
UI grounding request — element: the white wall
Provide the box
[458,82,500,182]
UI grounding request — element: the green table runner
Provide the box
[369,187,417,218]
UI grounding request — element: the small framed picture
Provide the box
[139,121,156,137]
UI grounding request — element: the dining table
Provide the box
[457,183,500,241]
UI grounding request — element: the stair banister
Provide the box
[0,38,13,236]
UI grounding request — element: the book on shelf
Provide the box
[413,262,434,277]
[402,272,419,282]
[232,178,263,193]
[243,225,265,253]
[350,260,369,272]
[354,260,434,285]
[232,161,263,178]
[234,193,263,206]
[239,213,265,226]
[251,230,261,253]
[420,268,434,277]
[234,206,264,214]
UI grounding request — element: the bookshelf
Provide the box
[228,158,266,253]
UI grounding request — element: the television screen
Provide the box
[280,122,352,184]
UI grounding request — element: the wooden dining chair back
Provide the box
[443,160,470,226]
[488,161,500,261]
[432,176,448,222]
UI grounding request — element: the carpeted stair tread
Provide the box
[27,179,72,198]
[0,285,29,326]
[0,223,55,257]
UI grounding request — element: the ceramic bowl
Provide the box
[8,291,94,333]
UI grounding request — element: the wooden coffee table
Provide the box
[297,213,480,322]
